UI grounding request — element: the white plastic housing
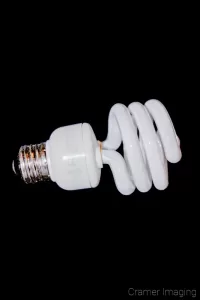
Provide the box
[46,123,102,190]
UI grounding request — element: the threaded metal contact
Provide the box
[15,143,50,184]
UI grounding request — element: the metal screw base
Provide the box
[13,143,50,184]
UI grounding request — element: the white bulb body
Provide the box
[14,99,182,195]
[46,123,102,190]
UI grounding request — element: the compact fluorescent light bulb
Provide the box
[13,99,182,195]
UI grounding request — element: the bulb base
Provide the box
[14,143,50,184]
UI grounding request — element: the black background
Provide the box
[6,10,197,297]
